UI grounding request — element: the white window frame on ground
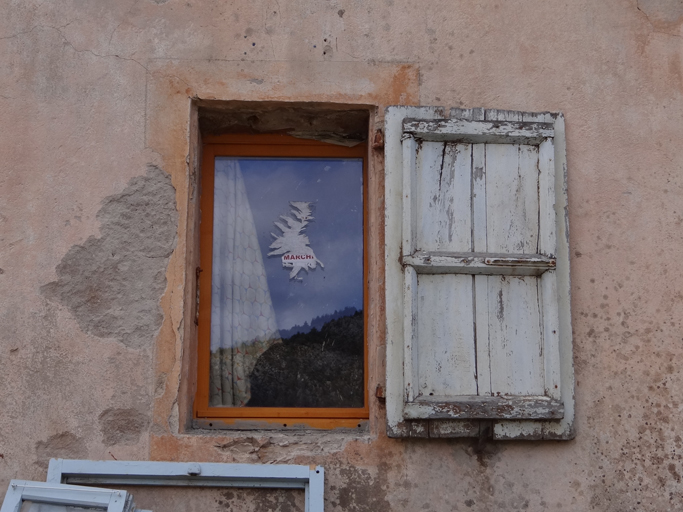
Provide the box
[0,480,147,512]
[46,459,324,512]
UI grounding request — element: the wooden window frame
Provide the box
[194,133,369,429]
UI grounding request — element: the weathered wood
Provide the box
[402,134,418,257]
[488,275,545,396]
[472,139,490,397]
[541,113,575,441]
[403,119,554,144]
[429,419,480,438]
[485,109,548,439]
[538,139,556,256]
[474,275,491,396]
[541,270,562,400]
[386,105,446,438]
[403,252,556,276]
[449,107,486,122]
[485,109,522,122]
[403,395,564,420]
[386,107,574,439]
[485,143,539,254]
[403,265,418,403]
[494,421,544,441]
[415,142,472,252]
[416,274,477,397]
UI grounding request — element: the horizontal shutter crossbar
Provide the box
[403,395,564,420]
[402,119,554,144]
[403,252,556,276]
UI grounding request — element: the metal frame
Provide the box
[47,459,324,512]
[1,480,138,512]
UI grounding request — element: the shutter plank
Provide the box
[541,270,562,399]
[403,265,418,402]
[416,274,477,397]
[495,109,557,440]
[472,143,486,251]
[472,140,491,397]
[475,275,491,396]
[404,395,563,420]
[538,139,556,256]
[403,119,553,144]
[488,275,545,396]
[386,106,447,437]
[485,143,539,254]
[542,114,575,440]
[402,135,418,256]
[416,142,472,252]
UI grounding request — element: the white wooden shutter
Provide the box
[385,107,574,440]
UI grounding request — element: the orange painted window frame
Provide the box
[195,133,369,429]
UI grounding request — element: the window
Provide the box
[384,107,574,440]
[194,133,368,429]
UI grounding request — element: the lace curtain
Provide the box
[209,159,281,407]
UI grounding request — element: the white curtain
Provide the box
[209,160,281,407]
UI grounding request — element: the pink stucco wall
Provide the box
[1,1,682,510]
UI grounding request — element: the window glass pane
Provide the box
[21,502,105,512]
[209,157,364,408]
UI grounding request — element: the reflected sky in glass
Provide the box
[216,157,363,331]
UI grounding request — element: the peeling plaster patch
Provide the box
[35,432,87,468]
[41,165,178,349]
[99,408,150,446]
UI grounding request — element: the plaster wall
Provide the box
[0,0,682,510]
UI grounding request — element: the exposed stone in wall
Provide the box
[98,408,150,446]
[34,432,87,469]
[41,165,178,349]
